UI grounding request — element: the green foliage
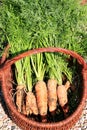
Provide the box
[0,0,87,87]
[0,0,87,55]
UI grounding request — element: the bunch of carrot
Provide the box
[0,0,83,123]
[15,52,72,123]
[16,80,71,122]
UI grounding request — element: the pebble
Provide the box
[11,126,16,130]
[0,120,3,128]
[0,91,87,130]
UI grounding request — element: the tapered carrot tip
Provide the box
[50,110,56,116]
[62,103,69,113]
[41,115,47,123]
[62,104,69,118]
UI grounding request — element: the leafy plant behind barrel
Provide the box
[0,0,87,121]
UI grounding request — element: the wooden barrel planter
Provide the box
[0,47,87,130]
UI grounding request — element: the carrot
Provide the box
[57,80,71,117]
[16,85,25,113]
[47,79,57,113]
[57,80,70,108]
[22,103,27,115]
[31,53,47,122]
[35,80,47,122]
[57,84,69,117]
[57,85,68,108]
[65,80,70,90]
[26,91,38,116]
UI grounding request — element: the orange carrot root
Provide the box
[16,85,25,113]
[65,81,70,90]
[35,81,47,122]
[26,91,38,116]
[57,85,69,116]
[57,85,68,107]
[47,79,57,113]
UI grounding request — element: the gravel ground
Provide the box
[0,90,87,130]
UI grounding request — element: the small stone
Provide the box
[3,128,8,130]
[11,125,16,130]
[0,120,3,128]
